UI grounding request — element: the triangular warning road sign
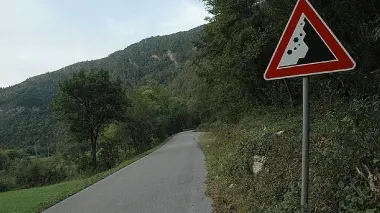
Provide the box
[264,0,356,80]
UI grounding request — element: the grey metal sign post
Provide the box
[301,76,310,211]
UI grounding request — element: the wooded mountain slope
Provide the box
[0,26,204,149]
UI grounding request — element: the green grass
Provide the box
[199,106,380,212]
[0,135,174,213]
[197,109,303,213]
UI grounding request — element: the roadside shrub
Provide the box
[12,158,32,186]
[62,144,92,172]
[52,155,77,179]
[0,170,15,192]
[5,149,28,160]
[0,150,8,170]
[319,96,380,212]
[97,138,120,171]
[9,156,77,188]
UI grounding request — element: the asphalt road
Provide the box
[44,131,212,213]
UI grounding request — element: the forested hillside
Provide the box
[0,26,203,150]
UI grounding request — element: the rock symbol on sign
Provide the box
[264,0,356,80]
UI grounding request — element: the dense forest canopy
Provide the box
[186,0,380,122]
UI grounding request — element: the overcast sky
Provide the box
[0,0,209,87]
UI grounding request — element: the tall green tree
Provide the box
[125,85,195,153]
[51,69,125,170]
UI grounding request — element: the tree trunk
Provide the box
[91,137,97,171]
[91,125,101,171]
[34,144,38,157]
[283,79,294,106]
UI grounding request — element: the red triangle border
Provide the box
[264,0,356,80]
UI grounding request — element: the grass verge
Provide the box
[198,133,219,211]
[198,105,380,212]
[198,109,300,213]
[0,134,175,213]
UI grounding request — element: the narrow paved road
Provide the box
[44,131,212,213]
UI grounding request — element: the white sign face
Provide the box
[279,15,309,68]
